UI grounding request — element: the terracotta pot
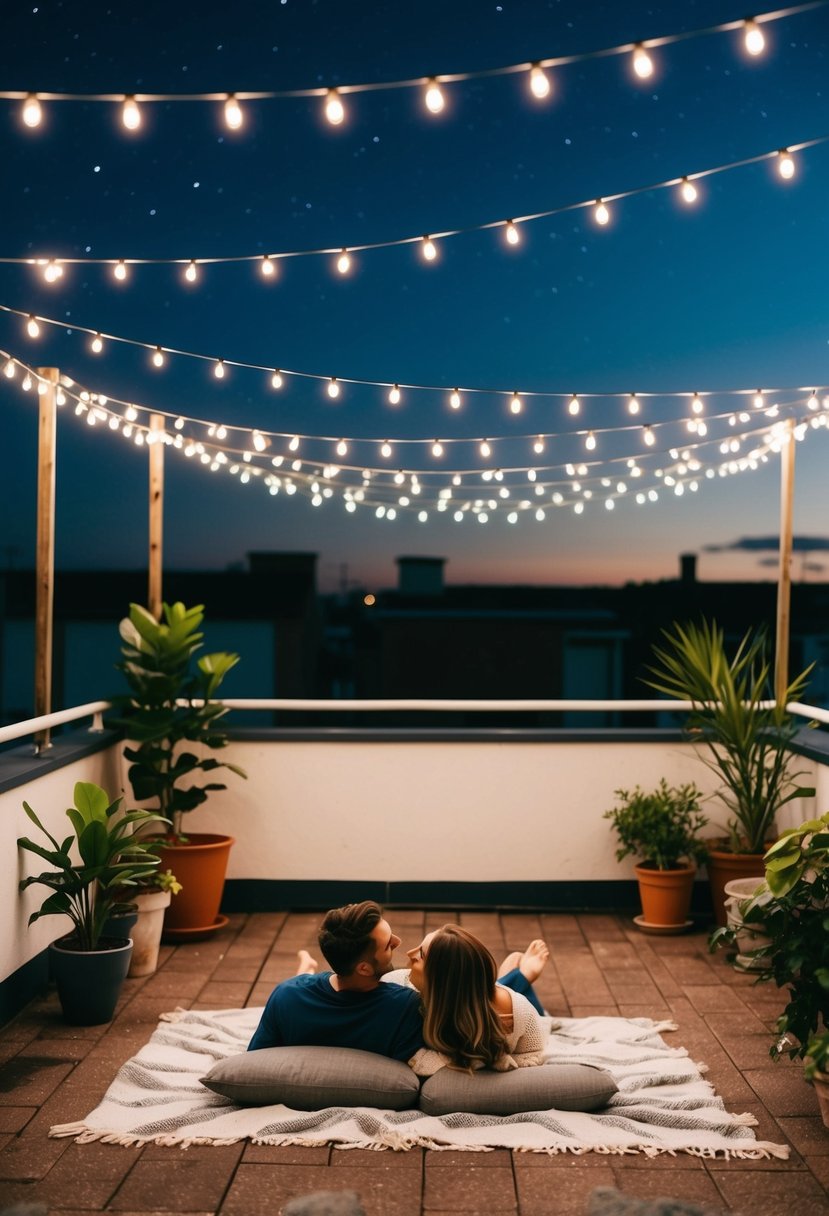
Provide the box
[634,862,696,929]
[156,833,234,939]
[707,844,769,926]
[128,888,172,976]
[812,1070,829,1130]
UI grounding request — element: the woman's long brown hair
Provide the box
[421,924,509,1071]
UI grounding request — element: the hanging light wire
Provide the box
[2,2,824,114]
[6,131,829,277]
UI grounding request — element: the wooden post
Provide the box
[34,367,59,753]
[148,414,165,619]
[775,418,796,705]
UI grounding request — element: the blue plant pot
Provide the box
[49,935,133,1025]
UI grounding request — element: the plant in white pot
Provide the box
[18,781,169,1024]
[604,779,708,933]
[110,865,183,976]
[113,601,247,939]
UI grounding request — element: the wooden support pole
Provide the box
[775,418,796,706]
[148,414,165,619]
[34,367,59,753]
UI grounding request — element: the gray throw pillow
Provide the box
[419,1063,617,1116]
[201,1046,420,1110]
[588,1187,726,1216]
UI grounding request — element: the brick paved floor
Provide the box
[1,911,828,1215]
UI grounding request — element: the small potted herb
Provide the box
[604,779,708,932]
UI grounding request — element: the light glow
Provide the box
[325,88,345,125]
[632,44,654,79]
[424,78,445,114]
[22,93,42,128]
[529,64,551,99]
[224,94,243,129]
[122,96,141,130]
[744,19,765,56]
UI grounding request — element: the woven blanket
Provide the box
[50,1007,789,1159]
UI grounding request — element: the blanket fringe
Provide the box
[651,1020,680,1033]
[159,1007,189,1023]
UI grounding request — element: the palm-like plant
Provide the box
[18,781,169,950]
[645,619,814,853]
[113,602,246,837]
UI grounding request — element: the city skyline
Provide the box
[1,0,828,592]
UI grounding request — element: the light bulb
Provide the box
[777,149,795,180]
[22,374,33,391]
[3,359,15,379]
[327,377,340,399]
[431,440,444,457]
[585,431,597,451]
[754,390,764,409]
[807,392,819,410]
[90,333,104,354]
[529,63,551,100]
[26,315,40,339]
[113,260,128,281]
[568,394,580,416]
[289,435,300,451]
[174,416,185,430]
[325,88,345,126]
[424,78,445,114]
[271,369,283,389]
[184,260,198,283]
[152,347,165,368]
[627,394,640,415]
[632,44,654,79]
[335,439,348,457]
[744,19,765,56]
[421,235,437,261]
[336,249,351,275]
[680,177,698,204]
[691,393,704,415]
[449,388,462,409]
[533,436,544,454]
[509,392,523,415]
[224,94,243,130]
[643,426,655,446]
[122,95,141,130]
[505,221,520,246]
[125,405,138,422]
[252,430,268,452]
[594,200,610,226]
[43,260,63,283]
[261,255,276,277]
[22,93,42,128]
[213,359,225,379]
[480,440,491,458]
[380,441,392,458]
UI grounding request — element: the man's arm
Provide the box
[247,989,284,1051]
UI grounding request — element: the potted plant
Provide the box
[604,778,708,932]
[645,618,815,924]
[113,601,247,938]
[804,1030,829,1128]
[18,781,169,1024]
[109,865,183,976]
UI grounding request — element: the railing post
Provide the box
[148,413,165,619]
[34,367,59,754]
[775,419,795,705]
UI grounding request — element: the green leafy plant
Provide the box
[804,1029,829,1081]
[604,779,708,869]
[18,781,170,951]
[710,812,829,1060]
[645,619,814,853]
[113,602,247,837]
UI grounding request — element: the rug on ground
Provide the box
[50,1007,789,1158]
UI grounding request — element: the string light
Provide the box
[627,394,640,416]
[424,78,445,114]
[568,395,580,416]
[421,236,438,262]
[432,440,444,457]
[184,260,199,283]
[509,392,523,415]
[449,388,462,410]
[26,315,39,339]
[744,18,766,55]
[388,384,401,405]
[679,176,698,204]
[260,255,276,278]
[336,439,348,457]
[643,425,656,446]
[504,221,521,246]
[585,431,597,451]
[271,369,283,389]
[632,44,654,79]
[336,249,351,275]
[533,436,545,454]
[777,148,796,179]
[691,393,704,415]
[43,260,63,283]
[213,359,225,379]
[325,88,345,125]
[113,260,128,282]
[90,333,104,354]
[224,94,243,129]
[529,63,551,99]
[152,346,165,368]
[121,95,141,130]
[594,200,610,226]
[22,93,42,128]
[327,377,340,399]
[380,441,393,458]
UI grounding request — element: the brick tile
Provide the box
[191,981,251,1006]
[0,1056,75,1106]
[425,1148,511,1168]
[0,1174,122,1208]
[241,1142,330,1164]
[745,1068,822,1117]
[512,1151,612,1169]
[16,1039,93,1062]
[776,1115,829,1157]
[514,1162,616,1214]
[0,1106,37,1133]
[332,1146,423,1168]
[680,984,746,1013]
[611,1149,705,1170]
[423,1164,515,1211]
[698,1101,806,1172]
[138,971,208,998]
[709,1168,829,1215]
[609,1168,726,1207]
[109,1152,238,1210]
[223,1162,421,1216]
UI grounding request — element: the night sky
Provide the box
[1,0,828,593]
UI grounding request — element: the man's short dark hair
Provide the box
[318,901,383,975]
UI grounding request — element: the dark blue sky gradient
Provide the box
[1,0,828,591]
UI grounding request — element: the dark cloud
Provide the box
[705,536,829,554]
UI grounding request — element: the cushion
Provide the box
[588,1187,726,1216]
[419,1062,617,1116]
[201,1046,420,1110]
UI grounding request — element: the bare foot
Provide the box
[296,949,319,975]
[496,950,523,979]
[518,939,550,983]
